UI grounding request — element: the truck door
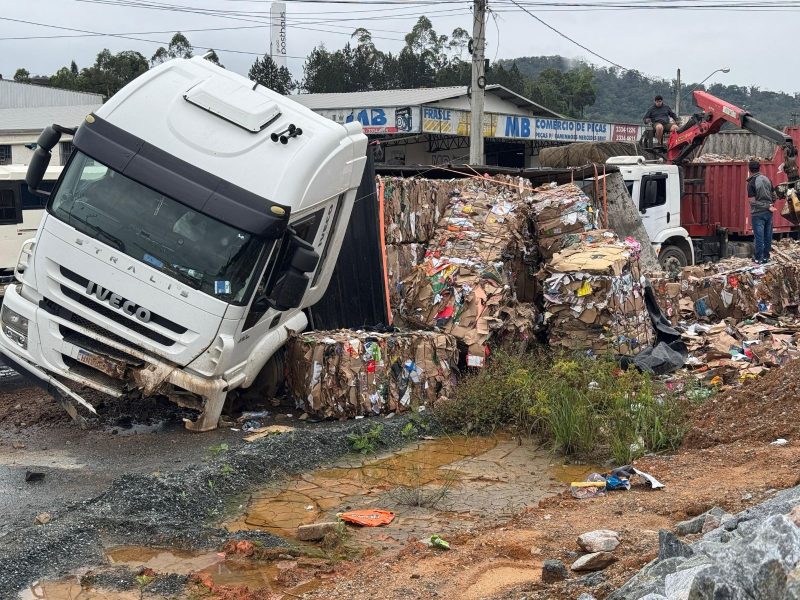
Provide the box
[638,173,669,241]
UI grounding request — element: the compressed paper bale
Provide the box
[385,243,425,311]
[379,177,457,245]
[542,231,654,356]
[399,176,540,360]
[285,329,458,419]
[530,184,596,260]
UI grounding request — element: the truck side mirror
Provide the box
[266,235,320,311]
[26,124,75,199]
[26,147,53,199]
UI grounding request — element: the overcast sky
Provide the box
[1,0,798,101]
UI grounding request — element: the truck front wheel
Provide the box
[658,245,688,272]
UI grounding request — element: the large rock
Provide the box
[659,530,694,560]
[542,559,569,583]
[297,521,340,541]
[572,552,618,572]
[675,507,728,536]
[578,529,621,553]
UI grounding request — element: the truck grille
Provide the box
[59,266,188,335]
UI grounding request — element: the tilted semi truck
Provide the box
[0,57,367,431]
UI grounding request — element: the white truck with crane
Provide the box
[0,57,367,431]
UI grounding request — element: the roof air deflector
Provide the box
[184,78,281,133]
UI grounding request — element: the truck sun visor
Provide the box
[71,115,290,238]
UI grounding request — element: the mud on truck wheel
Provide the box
[658,244,689,272]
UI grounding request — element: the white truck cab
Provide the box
[0,57,367,430]
[606,156,694,269]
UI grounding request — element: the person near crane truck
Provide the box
[747,160,776,264]
[643,95,680,146]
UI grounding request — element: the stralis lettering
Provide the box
[85,281,152,323]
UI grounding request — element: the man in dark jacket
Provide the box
[643,95,679,145]
[747,160,776,264]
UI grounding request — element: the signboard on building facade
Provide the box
[611,123,646,142]
[532,118,611,142]
[316,107,420,134]
[422,107,496,136]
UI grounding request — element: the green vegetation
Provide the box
[347,424,384,455]
[433,351,702,464]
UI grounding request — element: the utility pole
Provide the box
[469,0,487,166]
[675,68,681,118]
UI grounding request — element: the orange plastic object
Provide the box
[340,509,396,527]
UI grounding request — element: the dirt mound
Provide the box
[683,360,800,449]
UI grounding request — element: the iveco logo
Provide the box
[85,281,152,323]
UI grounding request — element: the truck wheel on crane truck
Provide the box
[657,244,689,271]
[0,57,367,431]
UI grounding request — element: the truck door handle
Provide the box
[666,212,671,223]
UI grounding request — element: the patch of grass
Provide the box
[347,424,384,455]
[207,442,229,457]
[386,464,459,509]
[435,350,691,462]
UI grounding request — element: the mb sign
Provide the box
[503,116,531,139]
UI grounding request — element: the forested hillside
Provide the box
[503,56,800,128]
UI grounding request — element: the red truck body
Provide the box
[681,127,800,237]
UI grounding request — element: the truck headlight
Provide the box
[1,305,28,349]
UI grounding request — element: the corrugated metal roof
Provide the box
[291,84,564,118]
[0,104,101,133]
[0,79,103,109]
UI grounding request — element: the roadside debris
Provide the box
[34,512,51,525]
[297,522,340,542]
[426,534,451,550]
[25,470,45,483]
[243,425,295,443]
[339,509,395,527]
[571,466,663,499]
[771,438,790,446]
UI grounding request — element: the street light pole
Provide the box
[682,67,731,105]
[675,68,681,117]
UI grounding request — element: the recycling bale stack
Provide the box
[530,183,596,261]
[649,240,800,322]
[399,175,539,364]
[285,329,458,419]
[542,231,654,355]
[380,177,455,311]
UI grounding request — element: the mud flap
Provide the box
[0,349,96,428]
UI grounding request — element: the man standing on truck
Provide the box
[643,95,679,146]
[747,160,776,264]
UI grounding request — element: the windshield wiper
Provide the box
[64,212,126,252]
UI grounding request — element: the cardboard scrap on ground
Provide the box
[285,329,458,419]
[243,425,295,442]
[543,230,654,356]
[399,175,540,360]
[650,240,800,384]
[380,177,454,245]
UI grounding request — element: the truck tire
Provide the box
[658,245,688,271]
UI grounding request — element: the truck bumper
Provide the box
[0,284,228,430]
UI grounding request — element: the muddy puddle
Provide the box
[21,435,598,599]
[227,435,598,550]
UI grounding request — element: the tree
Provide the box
[203,50,224,69]
[78,49,149,98]
[50,66,80,90]
[13,69,30,83]
[248,54,295,95]
[301,45,351,93]
[151,32,193,66]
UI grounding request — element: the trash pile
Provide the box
[284,329,458,418]
[542,231,654,355]
[649,240,800,382]
[399,176,539,364]
[678,317,800,385]
[570,464,664,499]
[691,153,770,163]
[530,183,596,261]
[649,241,800,322]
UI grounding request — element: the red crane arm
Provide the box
[666,91,746,162]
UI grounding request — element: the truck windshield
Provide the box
[49,152,267,305]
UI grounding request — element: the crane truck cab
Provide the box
[0,57,367,431]
[606,155,694,270]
